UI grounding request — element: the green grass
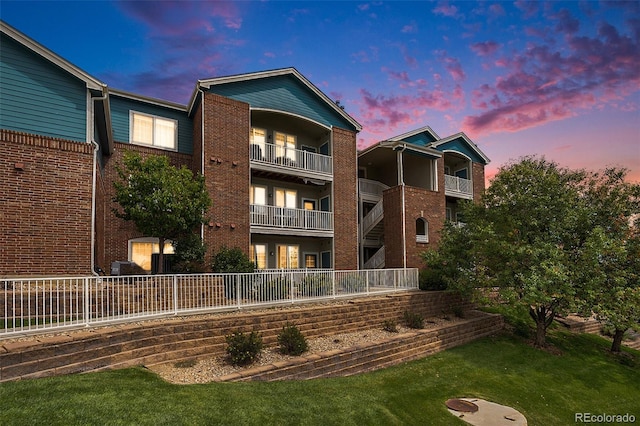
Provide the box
[0,330,638,426]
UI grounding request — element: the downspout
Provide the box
[89,90,108,277]
[199,87,205,241]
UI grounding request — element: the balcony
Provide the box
[359,178,389,202]
[250,204,333,236]
[250,143,332,180]
[444,175,473,199]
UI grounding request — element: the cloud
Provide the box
[432,2,459,18]
[514,0,539,19]
[463,18,640,136]
[401,21,418,34]
[470,41,500,56]
[111,1,245,103]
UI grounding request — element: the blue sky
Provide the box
[2,1,639,181]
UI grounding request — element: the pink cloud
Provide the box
[470,41,500,56]
[401,21,418,34]
[514,0,539,19]
[432,2,459,18]
[463,18,640,137]
[489,4,506,17]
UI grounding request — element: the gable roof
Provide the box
[190,67,362,131]
[430,132,490,164]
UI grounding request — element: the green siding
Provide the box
[434,138,487,164]
[0,33,87,142]
[110,95,193,154]
[207,74,356,131]
[405,132,438,146]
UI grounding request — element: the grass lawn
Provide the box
[1,329,638,425]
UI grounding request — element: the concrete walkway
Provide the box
[447,398,527,426]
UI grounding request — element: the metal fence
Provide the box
[1,268,418,337]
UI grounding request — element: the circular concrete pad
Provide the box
[446,398,527,426]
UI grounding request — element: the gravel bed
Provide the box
[147,317,459,384]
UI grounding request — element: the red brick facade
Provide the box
[201,92,251,259]
[332,127,359,270]
[98,143,193,272]
[0,130,94,277]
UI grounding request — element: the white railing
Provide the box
[361,199,384,235]
[250,143,332,175]
[1,269,418,337]
[363,246,385,269]
[444,175,472,198]
[359,178,389,199]
[250,204,333,231]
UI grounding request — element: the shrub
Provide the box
[278,323,308,356]
[403,311,424,329]
[212,247,255,273]
[299,274,333,297]
[419,267,447,291]
[338,273,367,293]
[225,330,263,366]
[382,319,399,333]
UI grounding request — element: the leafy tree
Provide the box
[576,168,640,352]
[113,151,211,273]
[172,232,207,273]
[424,157,588,347]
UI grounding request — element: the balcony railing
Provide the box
[359,178,389,200]
[250,204,333,232]
[250,143,332,176]
[444,175,473,199]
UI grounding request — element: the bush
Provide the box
[212,247,255,300]
[339,273,367,293]
[403,311,424,329]
[419,267,447,291]
[382,319,399,333]
[264,276,291,301]
[225,330,263,366]
[299,274,333,297]
[212,247,255,273]
[278,323,308,356]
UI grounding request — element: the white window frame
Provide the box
[303,252,319,269]
[250,243,268,269]
[275,188,297,208]
[277,244,299,269]
[416,218,429,243]
[302,198,317,211]
[275,131,297,162]
[130,111,178,151]
[250,184,268,205]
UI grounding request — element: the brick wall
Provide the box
[0,130,94,277]
[201,92,250,261]
[472,162,485,203]
[403,186,445,268]
[332,127,359,270]
[99,143,193,272]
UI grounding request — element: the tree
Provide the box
[424,157,589,347]
[113,151,211,273]
[576,168,640,352]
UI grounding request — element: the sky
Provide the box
[2,1,639,183]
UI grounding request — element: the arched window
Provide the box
[416,218,429,243]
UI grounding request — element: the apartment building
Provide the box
[0,21,488,277]
[358,126,490,269]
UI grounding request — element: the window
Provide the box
[304,253,318,268]
[250,128,266,159]
[275,188,297,208]
[131,112,177,150]
[275,132,296,162]
[128,237,174,272]
[303,199,316,211]
[416,218,429,243]
[321,251,331,269]
[250,185,267,205]
[277,245,299,269]
[250,244,267,269]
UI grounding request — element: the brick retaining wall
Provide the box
[0,291,497,382]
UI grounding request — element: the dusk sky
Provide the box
[2,1,639,182]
